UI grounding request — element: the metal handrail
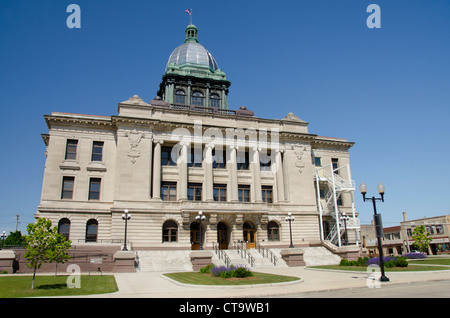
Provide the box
[256,242,278,266]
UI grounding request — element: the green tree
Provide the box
[411,225,432,254]
[4,231,25,247]
[24,218,72,289]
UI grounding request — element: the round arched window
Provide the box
[58,218,71,240]
[175,89,186,105]
[192,91,204,106]
[162,220,178,243]
[267,221,280,241]
[210,93,221,108]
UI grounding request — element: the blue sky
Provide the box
[1,0,449,234]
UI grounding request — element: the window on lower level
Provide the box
[238,185,250,202]
[262,186,273,203]
[188,183,202,201]
[61,176,75,199]
[213,184,227,202]
[161,182,177,201]
[88,178,101,200]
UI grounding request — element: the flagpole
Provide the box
[190,8,193,25]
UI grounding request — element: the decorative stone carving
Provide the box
[292,145,307,173]
[282,112,304,122]
[126,129,143,164]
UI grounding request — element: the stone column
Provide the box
[152,140,162,199]
[204,144,214,201]
[187,80,192,105]
[275,150,285,202]
[178,141,188,200]
[229,146,238,202]
[251,147,262,202]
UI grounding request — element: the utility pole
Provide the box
[15,215,20,232]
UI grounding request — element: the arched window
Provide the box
[58,218,71,240]
[210,93,221,108]
[163,220,178,243]
[192,91,204,106]
[175,89,186,105]
[267,221,280,241]
[85,219,98,243]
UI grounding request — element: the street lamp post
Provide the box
[340,212,349,246]
[359,181,389,282]
[285,212,295,248]
[196,211,206,250]
[122,209,131,251]
[1,231,7,248]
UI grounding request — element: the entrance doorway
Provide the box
[217,222,228,249]
[243,221,256,249]
[190,222,201,250]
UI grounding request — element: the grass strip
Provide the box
[0,275,118,298]
[164,271,300,286]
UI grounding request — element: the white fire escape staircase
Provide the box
[314,164,359,247]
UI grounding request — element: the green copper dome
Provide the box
[166,24,219,71]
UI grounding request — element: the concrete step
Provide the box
[136,250,193,272]
[303,246,341,266]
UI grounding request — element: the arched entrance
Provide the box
[243,221,256,249]
[190,222,202,250]
[217,222,228,249]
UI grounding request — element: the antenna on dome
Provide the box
[185,8,193,25]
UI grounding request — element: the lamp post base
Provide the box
[380,275,390,282]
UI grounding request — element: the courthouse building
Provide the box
[37,24,360,255]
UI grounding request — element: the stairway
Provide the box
[136,250,193,272]
[303,246,341,266]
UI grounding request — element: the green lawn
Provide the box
[310,264,450,272]
[408,258,450,266]
[164,272,300,286]
[0,275,118,298]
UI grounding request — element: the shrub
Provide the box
[233,267,253,278]
[340,259,349,266]
[199,264,213,274]
[219,270,234,278]
[395,257,408,267]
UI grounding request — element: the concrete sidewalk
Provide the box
[85,267,450,298]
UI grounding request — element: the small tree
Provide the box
[24,218,72,289]
[411,225,432,254]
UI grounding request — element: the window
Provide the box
[85,219,98,242]
[337,195,343,206]
[262,186,273,203]
[314,157,322,167]
[58,218,71,240]
[332,158,339,174]
[188,147,202,167]
[260,150,271,171]
[436,225,444,234]
[188,183,202,201]
[212,148,226,169]
[61,176,75,199]
[175,89,186,104]
[213,184,227,202]
[161,182,177,201]
[89,178,101,200]
[162,220,178,243]
[238,185,250,202]
[65,139,78,160]
[267,221,280,241]
[192,91,204,106]
[237,151,249,170]
[161,146,176,166]
[210,93,221,108]
[91,141,104,162]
